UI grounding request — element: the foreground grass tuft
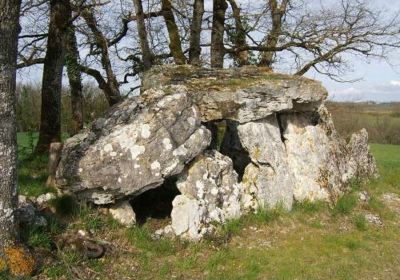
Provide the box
[126,226,176,256]
[293,200,326,214]
[354,214,368,231]
[332,193,358,216]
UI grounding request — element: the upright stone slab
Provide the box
[171,150,241,240]
[238,115,294,210]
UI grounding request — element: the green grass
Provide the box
[332,193,358,216]
[370,143,400,169]
[14,132,400,279]
[354,214,368,231]
[125,225,177,256]
[293,200,326,214]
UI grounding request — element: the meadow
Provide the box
[4,102,400,280]
[327,102,400,144]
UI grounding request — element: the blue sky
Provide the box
[307,53,400,102]
[297,0,400,102]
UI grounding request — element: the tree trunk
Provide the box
[189,0,204,65]
[0,0,21,254]
[259,0,289,67]
[35,0,71,154]
[81,8,121,106]
[227,0,248,66]
[211,0,228,68]
[161,0,186,65]
[65,25,83,135]
[132,0,153,70]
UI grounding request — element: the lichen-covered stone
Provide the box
[109,200,136,226]
[3,246,36,276]
[56,86,211,204]
[143,65,327,123]
[238,115,294,210]
[347,128,378,179]
[56,66,378,240]
[170,150,241,240]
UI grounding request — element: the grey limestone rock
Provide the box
[171,150,242,240]
[56,65,378,240]
[109,200,136,226]
[56,86,211,204]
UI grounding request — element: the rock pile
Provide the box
[56,66,377,240]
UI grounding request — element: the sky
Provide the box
[17,0,400,103]
[292,0,400,103]
[307,55,400,102]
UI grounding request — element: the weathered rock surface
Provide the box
[109,201,136,226]
[171,150,241,240]
[56,65,378,240]
[17,195,47,228]
[238,116,294,210]
[279,107,348,202]
[142,66,327,123]
[347,128,378,179]
[56,86,211,204]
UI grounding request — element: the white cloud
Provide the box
[328,82,400,102]
[390,80,400,87]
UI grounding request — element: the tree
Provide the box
[225,0,400,80]
[80,6,122,106]
[189,0,204,65]
[0,0,21,253]
[0,0,35,276]
[211,0,228,68]
[65,24,84,135]
[132,0,155,70]
[15,0,400,110]
[258,0,290,67]
[161,0,186,64]
[227,0,248,66]
[35,0,72,154]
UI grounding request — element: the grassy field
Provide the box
[327,102,400,144]
[3,132,399,279]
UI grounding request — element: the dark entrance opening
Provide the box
[130,176,180,225]
[219,120,251,181]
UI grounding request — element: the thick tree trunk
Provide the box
[81,8,121,106]
[189,0,204,65]
[0,0,21,253]
[161,0,186,65]
[35,0,71,154]
[259,0,289,67]
[65,25,84,135]
[132,0,153,70]
[211,0,228,68]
